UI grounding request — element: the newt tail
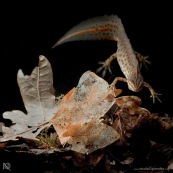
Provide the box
[52,15,119,48]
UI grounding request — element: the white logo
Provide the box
[3,163,11,171]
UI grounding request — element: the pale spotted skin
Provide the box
[53,15,161,103]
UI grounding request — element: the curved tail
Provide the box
[52,15,120,48]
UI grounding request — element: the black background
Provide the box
[1,1,173,118]
[0,1,173,172]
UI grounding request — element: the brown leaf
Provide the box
[113,96,151,144]
[157,114,173,130]
[115,96,150,115]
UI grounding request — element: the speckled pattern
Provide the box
[53,15,161,103]
[52,15,119,47]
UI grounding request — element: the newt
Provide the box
[52,15,161,103]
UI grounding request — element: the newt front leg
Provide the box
[110,77,161,103]
[96,52,117,77]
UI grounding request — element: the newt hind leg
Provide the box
[134,51,152,70]
[96,51,151,77]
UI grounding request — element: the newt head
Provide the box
[127,72,144,92]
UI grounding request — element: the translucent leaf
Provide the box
[67,119,119,154]
[51,71,120,154]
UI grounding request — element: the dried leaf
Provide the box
[168,160,173,171]
[113,96,151,144]
[120,157,134,165]
[0,55,58,142]
[157,114,173,130]
[115,96,150,115]
[51,71,120,154]
[72,149,105,167]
